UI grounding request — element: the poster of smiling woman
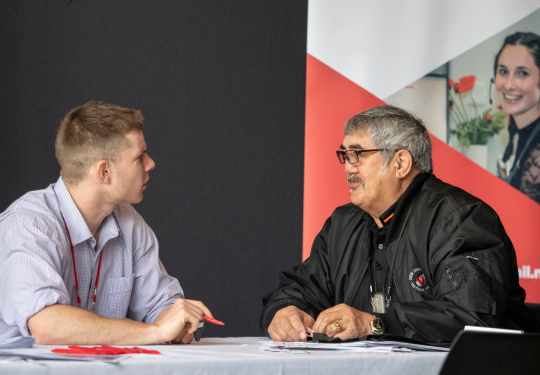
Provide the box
[388,10,540,203]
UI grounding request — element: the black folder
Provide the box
[439,330,540,375]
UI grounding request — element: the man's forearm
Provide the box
[28,304,161,345]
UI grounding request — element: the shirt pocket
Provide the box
[98,274,134,319]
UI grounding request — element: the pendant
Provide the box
[372,293,386,313]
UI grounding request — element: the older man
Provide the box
[0,101,212,344]
[261,105,539,343]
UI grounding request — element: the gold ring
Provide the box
[331,320,342,334]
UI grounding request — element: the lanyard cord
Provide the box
[368,248,393,303]
[369,195,418,309]
[369,229,391,296]
[368,239,399,309]
[61,214,103,312]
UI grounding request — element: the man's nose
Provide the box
[344,159,358,174]
[146,155,156,171]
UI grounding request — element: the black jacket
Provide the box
[261,174,539,343]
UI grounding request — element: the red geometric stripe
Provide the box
[304,54,385,261]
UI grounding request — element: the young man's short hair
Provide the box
[55,101,144,184]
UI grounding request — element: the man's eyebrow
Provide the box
[344,143,363,150]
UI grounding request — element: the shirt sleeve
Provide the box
[127,215,184,323]
[0,211,71,337]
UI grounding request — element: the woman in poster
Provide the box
[495,32,540,204]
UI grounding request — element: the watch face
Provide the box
[372,317,383,333]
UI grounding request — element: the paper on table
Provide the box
[0,348,129,363]
[0,356,24,364]
[0,336,35,349]
[260,340,449,355]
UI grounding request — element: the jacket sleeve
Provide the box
[388,201,540,343]
[260,215,338,335]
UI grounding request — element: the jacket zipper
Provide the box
[445,265,458,289]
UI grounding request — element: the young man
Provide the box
[0,101,211,345]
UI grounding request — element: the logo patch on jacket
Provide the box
[409,267,429,292]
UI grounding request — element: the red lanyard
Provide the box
[61,214,103,312]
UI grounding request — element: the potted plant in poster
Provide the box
[448,75,505,169]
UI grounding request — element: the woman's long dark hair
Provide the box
[494,32,540,163]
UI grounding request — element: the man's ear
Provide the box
[96,160,112,184]
[393,150,413,179]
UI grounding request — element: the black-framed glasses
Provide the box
[336,149,386,164]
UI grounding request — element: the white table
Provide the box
[0,337,447,375]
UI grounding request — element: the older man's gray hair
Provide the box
[344,105,433,173]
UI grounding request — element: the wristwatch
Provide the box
[370,315,384,335]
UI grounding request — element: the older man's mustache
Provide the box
[347,174,365,192]
[347,174,360,183]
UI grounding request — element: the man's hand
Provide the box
[312,304,373,340]
[268,306,315,342]
[153,299,213,344]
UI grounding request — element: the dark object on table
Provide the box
[194,320,205,342]
[439,330,540,375]
[525,303,540,323]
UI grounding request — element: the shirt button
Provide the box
[378,244,384,249]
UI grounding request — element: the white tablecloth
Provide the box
[0,337,447,375]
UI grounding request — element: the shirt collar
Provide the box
[98,211,120,249]
[378,199,398,228]
[518,116,540,136]
[54,177,120,246]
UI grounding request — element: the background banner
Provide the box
[304,0,540,302]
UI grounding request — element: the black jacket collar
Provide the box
[381,173,431,242]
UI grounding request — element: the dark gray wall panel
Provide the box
[0,0,307,337]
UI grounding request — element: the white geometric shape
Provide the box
[307,0,540,99]
[385,77,448,142]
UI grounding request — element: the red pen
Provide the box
[204,316,225,326]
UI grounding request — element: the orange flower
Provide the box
[486,114,492,123]
[448,79,454,88]
[497,104,503,110]
[458,75,476,93]
[453,82,460,93]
